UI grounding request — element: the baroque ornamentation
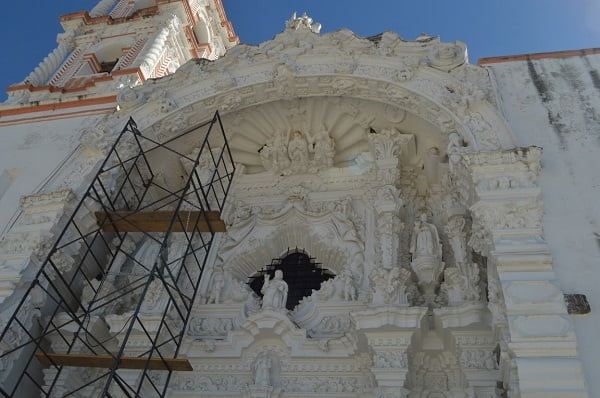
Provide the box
[369,267,412,306]
[261,270,288,310]
[409,213,444,301]
[259,128,335,175]
[308,315,352,337]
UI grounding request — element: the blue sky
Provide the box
[0,0,598,101]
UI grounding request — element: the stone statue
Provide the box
[447,132,465,171]
[410,213,442,259]
[261,270,288,310]
[409,213,443,302]
[312,127,334,169]
[340,270,357,301]
[206,269,225,304]
[253,354,272,386]
[288,130,309,172]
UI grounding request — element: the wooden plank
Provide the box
[95,210,226,233]
[35,352,193,371]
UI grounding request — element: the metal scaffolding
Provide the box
[0,111,234,397]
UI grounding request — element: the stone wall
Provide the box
[483,52,600,395]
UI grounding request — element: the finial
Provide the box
[285,11,321,34]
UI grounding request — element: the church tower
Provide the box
[1,0,237,117]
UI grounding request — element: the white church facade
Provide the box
[0,1,598,398]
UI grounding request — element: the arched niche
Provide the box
[217,204,363,281]
[248,249,335,311]
[111,28,517,156]
[219,96,439,174]
[192,18,211,45]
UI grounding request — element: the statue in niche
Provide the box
[409,213,443,302]
[253,354,272,386]
[312,125,335,169]
[206,269,225,304]
[274,133,290,171]
[340,269,357,301]
[410,213,442,259]
[288,130,309,172]
[261,270,288,310]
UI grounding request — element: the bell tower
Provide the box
[1,0,237,113]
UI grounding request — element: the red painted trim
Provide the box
[211,0,239,43]
[0,96,117,118]
[478,48,600,65]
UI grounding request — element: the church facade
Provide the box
[0,1,597,398]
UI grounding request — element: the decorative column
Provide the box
[367,129,414,269]
[458,148,588,398]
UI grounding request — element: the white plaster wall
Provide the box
[0,116,95,238]
[485,53,600,396]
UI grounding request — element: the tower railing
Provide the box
[0,111,234,397]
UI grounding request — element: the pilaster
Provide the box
[458,147,588,398]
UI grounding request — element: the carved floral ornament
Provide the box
[216,199,363,279]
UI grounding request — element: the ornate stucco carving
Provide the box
[106,24,515,157]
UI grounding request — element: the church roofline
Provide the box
[477,47,600,65]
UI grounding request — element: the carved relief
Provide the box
[259,129,335,175]
[188,317,233,337]
[307,315,352,338]
[373,351,408,368]
[459,349,497,370]
[428,41,468,71]
[369,267,412,306]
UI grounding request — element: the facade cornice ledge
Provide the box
[351,306,427,329]
[59,7,160,28]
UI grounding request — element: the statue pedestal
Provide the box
[352,307,427,394]
[410,256,443,303]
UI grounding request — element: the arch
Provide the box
[248,249,335,310]
[192,18,211,45]
[93,42,127,73]
[217,204,363,280]
[113,29,517,154]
